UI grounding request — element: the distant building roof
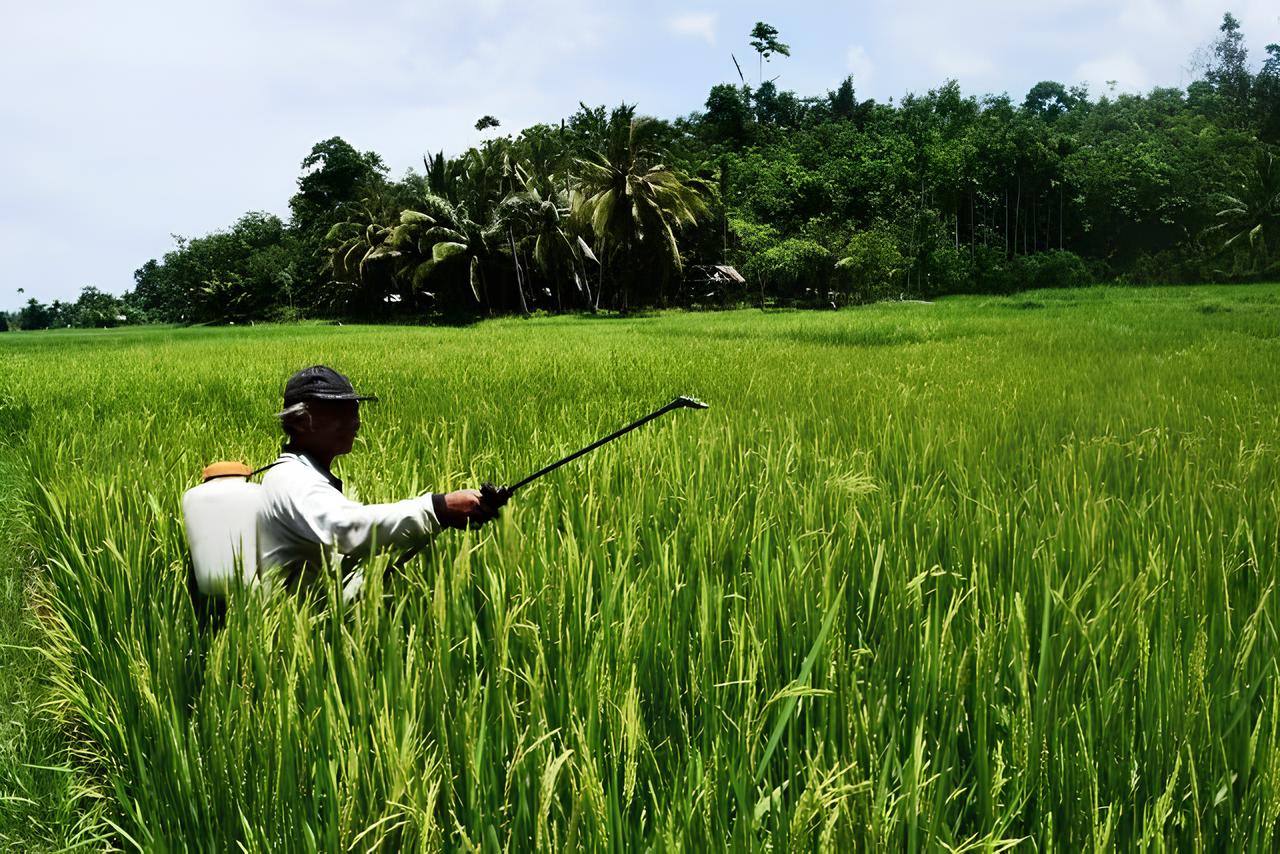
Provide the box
[689,264,745,284]
[714,265,745,283]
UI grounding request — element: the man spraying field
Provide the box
[256,365,504,599]
[183,364,706,609]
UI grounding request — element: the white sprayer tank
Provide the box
[182,461,261,596]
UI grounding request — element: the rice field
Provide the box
[1,284,1279,850]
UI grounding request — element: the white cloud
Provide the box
[667,12,717,46]
[846,45,873,87]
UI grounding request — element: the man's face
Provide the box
[303,400,361,457]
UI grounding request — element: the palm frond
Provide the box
[432,242,469,263]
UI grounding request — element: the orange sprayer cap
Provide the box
[201,461,253,482]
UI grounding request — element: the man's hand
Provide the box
[438,488,504,529]
[480,482,511,511]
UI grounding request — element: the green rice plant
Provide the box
[0,283,1278,850]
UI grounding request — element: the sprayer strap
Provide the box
[250,461,283,478]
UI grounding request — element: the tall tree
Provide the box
[423,151,465,205]
[501,181,593,310]
[133,259,180,322]
[18,299,51,330]
[145,212,296,323]
[324,205,403,314]
[748,22,790,85]
[829,76,857,120]
[1023,81,1079,121]
[1206,13,1251,118]
[703,84,754,146]
[70,286,125,328]
[1254,44,1280,144]
[289,137,388,235]
[573,106,713,310]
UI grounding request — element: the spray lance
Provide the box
[398,395,709,563]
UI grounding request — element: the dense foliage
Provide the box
[2,285,1279,848]
[5,288,148,331]
[4,15,1278,329]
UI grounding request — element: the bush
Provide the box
[971,245,1019,294]
[921,246,974,297]
[267,304,309,323]
[1018,250,1093,289]
[1123,242,1230,285]
[910,246,1019,297]
[835,226,904,303]
[747,238,833,303]
[898,248,1092,298]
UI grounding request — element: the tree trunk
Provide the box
[962,193,972,257]
[1013,177,1021,256]
[596,259,604,312]
[1005,187,1011,257]
[580,252,594,311]
[720,159,730,263]
[508,228,529,315]
[1044,191,1050,251]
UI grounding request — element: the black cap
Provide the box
[283,365,378,407]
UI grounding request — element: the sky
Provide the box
[2,0,1278,310]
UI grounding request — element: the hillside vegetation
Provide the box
[5,14,1279,331]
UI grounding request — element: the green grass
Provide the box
[1,283,1279,850]
[0,408,100,850]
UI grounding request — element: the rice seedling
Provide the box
[1,283,1278,850]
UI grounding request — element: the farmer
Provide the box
[257,365,503,599]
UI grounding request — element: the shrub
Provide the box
[971,245,1019,294]
[1124,242,1225,285]
[835,226,905,303]
[1019,250,1093,289]
[748,238,833,303]
[921,246,974,297]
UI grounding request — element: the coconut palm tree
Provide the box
[456,139,526,225]
[572,106,714,310]
[323,204,402,313]
[423,151,465,205]
[388,194,511,313]
[325,207,397,283]
[499,180,594,310]
[1211,147,1280,276]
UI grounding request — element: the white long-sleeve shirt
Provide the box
[256,450,445,597]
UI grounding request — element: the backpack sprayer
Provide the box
[183,396,709,594]
[183,461,265,596]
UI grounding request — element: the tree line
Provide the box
[4,14,1278,330]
